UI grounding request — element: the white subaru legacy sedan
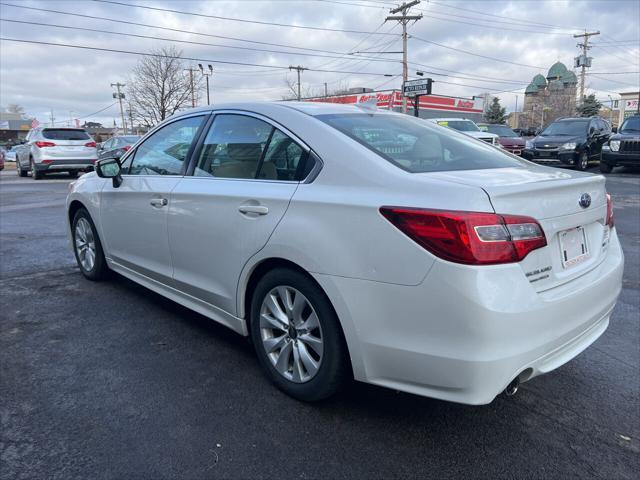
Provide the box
[66,102,623,404]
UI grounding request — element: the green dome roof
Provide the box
[532,74,547,87]
[547,61,568,80]
[525,83,539,94]
[562,70,578,84]
[548,79,564,91]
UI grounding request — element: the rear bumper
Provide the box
[314,229,624,405]
[34,159,96,172]
[601,151,640,166]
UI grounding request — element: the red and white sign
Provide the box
[308,89,483,114]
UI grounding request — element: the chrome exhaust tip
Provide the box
[505,377,520,396]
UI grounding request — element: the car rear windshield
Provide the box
[434,120,479,132]
[540,121,588,136]
[42,129,91,140]
[486,125,519,137]
[316,113,525,173]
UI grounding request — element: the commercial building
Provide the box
[618,91,639,124]
[0,112,32,146]
[307,89,485,122]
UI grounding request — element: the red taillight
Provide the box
[35,141,56,148]
[380,207,547,265]
[122,145,131,151]
[85,141,97,147]
[41,160,53,164]
[606,193,614,228]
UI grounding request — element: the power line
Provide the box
[91,0,396,36]
[0,37,397,76]
[52,102,118,124]
[411,35,545,69]
[0,18,397,65]
[0,2,359,57]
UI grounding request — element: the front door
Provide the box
[169,113,309,315]
[100,114,207,284]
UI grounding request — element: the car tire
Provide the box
[72,208,109,281]
[69,171,79,178]
[250,268,350,401]
[599,161,613,174]
[17,161,28,177]
[31,159,43,180]
[576,151,589,171]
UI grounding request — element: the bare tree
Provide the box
[6,104,26,117]
[281,77,352,101]
[127,46,196,128]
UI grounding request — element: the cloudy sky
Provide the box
[1,0,638,127]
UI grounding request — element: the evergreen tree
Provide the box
[485,97,507,124]
[576,94,602,117]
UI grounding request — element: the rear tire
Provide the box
[17,161,28,177]
[31,159,43,180]
[249,268,350,401]
[72,208,109,281]
[599,161,613,174]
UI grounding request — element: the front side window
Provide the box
[128,116,204,176]
[318,113,524,173]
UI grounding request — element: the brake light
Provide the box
[606,193,614,228]
[122,145,131,151]
[380,207,547,265]
[35,141,56,148]
[41,160,53,164]
[85,141,97,147]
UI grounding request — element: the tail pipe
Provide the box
[504,377,520,396]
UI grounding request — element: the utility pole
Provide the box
[184,66,198,107]
[49,108,55,127]
[385,1,422,114]
[127,103,135,135]
[324,82,328,97]
[289,65,308,101]
[573,30,599,107]
[111,82,127,134]
[198,64,213,105]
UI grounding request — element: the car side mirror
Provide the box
[589,126,596,136]
[95,157,123,188]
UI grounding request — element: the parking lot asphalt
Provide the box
[1,168,639,480]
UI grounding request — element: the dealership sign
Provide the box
[402,78,433,97]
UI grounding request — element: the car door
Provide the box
[168,112,310,315]
[99,114,207,285]
[17,130,33,167]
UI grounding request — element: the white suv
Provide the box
[428,118,500,146]
[16,127,98,179]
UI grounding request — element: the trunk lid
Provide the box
[425,166,610,292]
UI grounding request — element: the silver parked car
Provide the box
[16,127,98,179]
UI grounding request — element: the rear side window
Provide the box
[42,129,90,140]
[317,113,524,173]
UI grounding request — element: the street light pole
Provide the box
[198,64,213,105]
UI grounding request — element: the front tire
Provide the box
[72,208,109,281]
[250,268,350,401]
[599,161,613,173]
[576,151,589,171]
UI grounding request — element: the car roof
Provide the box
[429,117,474,122]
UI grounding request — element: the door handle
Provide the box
[238,205,269,215]
[150,198,168,208]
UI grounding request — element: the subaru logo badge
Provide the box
[579,193,591,208]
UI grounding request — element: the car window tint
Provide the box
[42,129,91,140]
[318,113,524,173]
[194,114,273,179]
[128,116,204,176]
[260,129,306,181]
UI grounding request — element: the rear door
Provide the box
[100,114,207,284]
[168,112,309,315]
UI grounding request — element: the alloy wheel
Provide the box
[75,217,96,272]
[259,286,324,383]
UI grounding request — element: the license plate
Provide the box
[538,151,550,157]
[559,227,589,268]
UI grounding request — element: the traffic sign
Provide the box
[403,78,432,97]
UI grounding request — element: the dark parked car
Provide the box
[98,135,141,161]
[600,115,640,173]
[477,124,526,156]
[0,147,5,171]
[522,117,611,170]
